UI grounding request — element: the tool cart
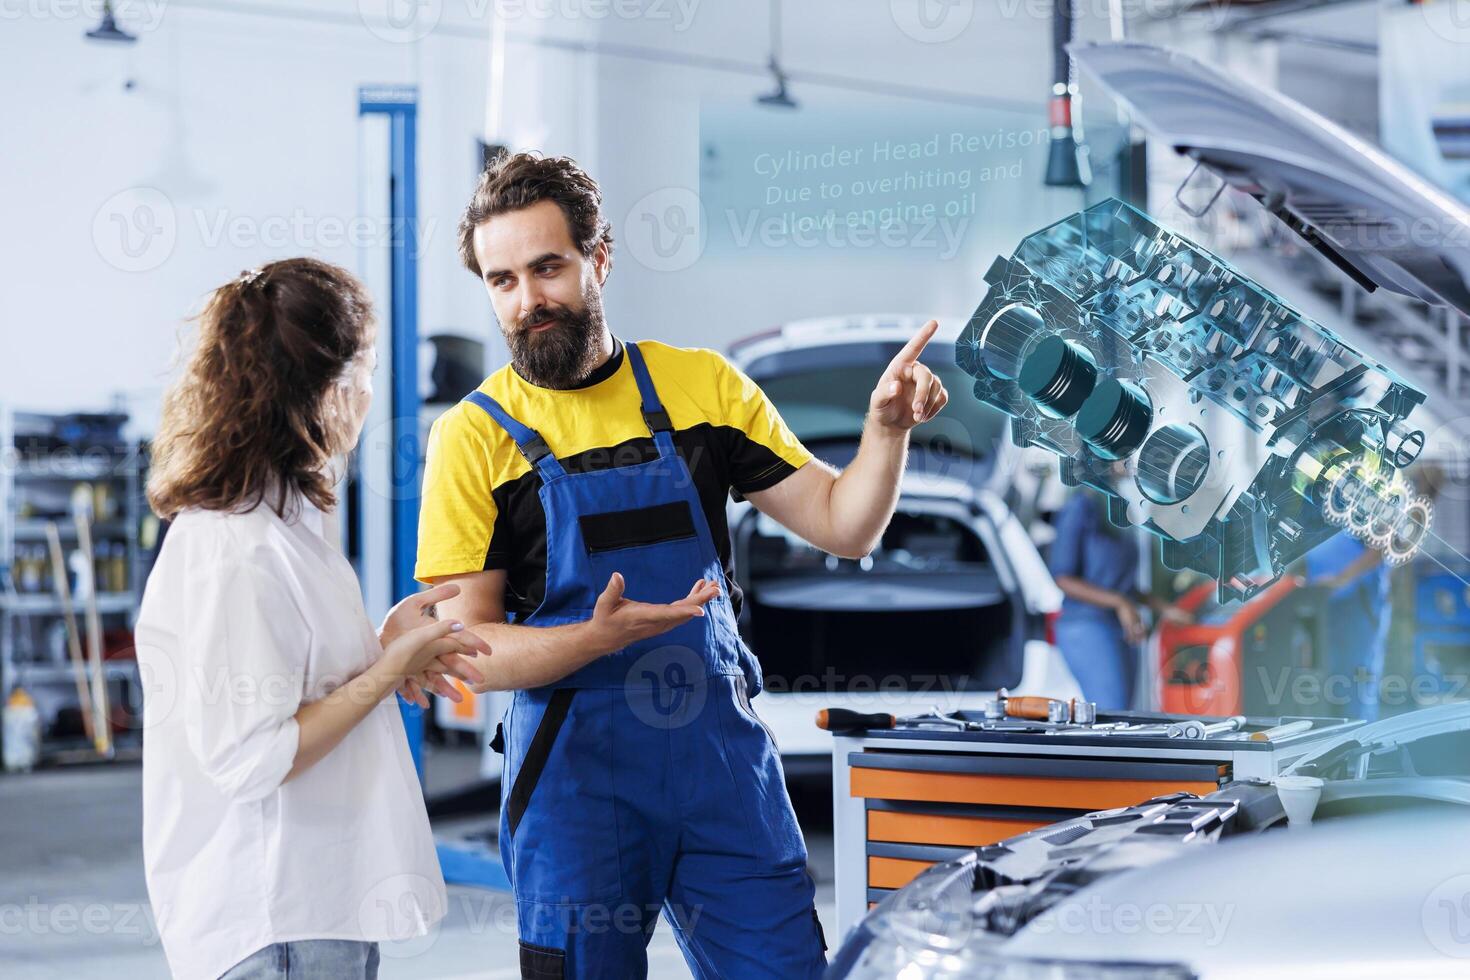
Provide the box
[824,699,1361,938]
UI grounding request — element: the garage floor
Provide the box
[0,747,838,979]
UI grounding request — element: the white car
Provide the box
[727,315,1076,762]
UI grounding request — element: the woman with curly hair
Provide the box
[135,258,488,980]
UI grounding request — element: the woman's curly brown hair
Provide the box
[147,257,375,521]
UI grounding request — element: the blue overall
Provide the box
[463,343,826,979]
[1303,534,1390,722]
[1049,493,1140,710]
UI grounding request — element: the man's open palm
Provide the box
[590,572,721,652]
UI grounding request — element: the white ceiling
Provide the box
[159,0,1386,112]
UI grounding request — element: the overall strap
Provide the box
[462,391,567,480]
[624,342,677,456]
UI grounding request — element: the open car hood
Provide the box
[1069,41,1470,316]
[1285,701,1470,779]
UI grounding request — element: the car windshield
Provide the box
[746,345,1005,459]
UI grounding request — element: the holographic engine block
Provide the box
[957,199,1431,603]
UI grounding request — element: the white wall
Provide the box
[0,1,490,433]
[17,1,1407,435]
[492,2,1118,356]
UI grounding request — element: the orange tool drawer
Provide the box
[850,751,1226,810]
[867,807,1056,847]
[852,751,1229,901]
[867,855,933,890]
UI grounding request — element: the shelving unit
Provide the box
[1,407,149,760]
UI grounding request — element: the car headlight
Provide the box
[840,943,1195,980]
[833,864,1195,980]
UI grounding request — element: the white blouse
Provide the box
[134,498,445,980]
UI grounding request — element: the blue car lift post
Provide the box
[359,85,509,892]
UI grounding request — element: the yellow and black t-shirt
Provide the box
[414,338,813,617]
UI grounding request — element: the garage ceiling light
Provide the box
[755,0,797,110]
[86,1,137,43]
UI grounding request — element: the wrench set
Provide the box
[817,693,1261,741]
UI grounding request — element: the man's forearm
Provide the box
[824,417,909,559]
[1330,548,1383,589]
[462,619,608,692]
[1056,575,1129,613]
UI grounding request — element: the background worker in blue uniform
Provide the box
[1049,490,1191,709]
[416,152,949,980]
[1301,533,1390,721]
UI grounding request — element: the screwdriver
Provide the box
[814,709,897,732]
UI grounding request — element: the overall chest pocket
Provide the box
[578,500,698,553]
[579,500,707,605]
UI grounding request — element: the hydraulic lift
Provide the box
[352,84,508,891]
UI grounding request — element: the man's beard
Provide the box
[503,287,605,389]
